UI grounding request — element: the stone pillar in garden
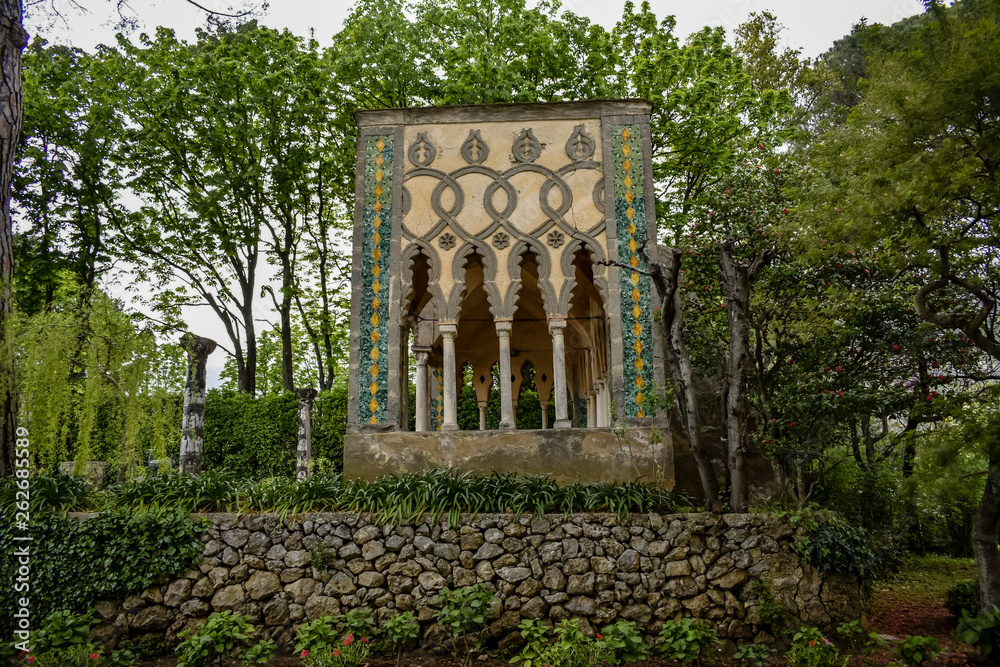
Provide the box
[296,388,318,480]
[179,334,217,475]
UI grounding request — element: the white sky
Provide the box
[24,0,926,388]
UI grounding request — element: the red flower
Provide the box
[597,634,603,640]
[790,422,796,428]
[360,637,369,644]
[344,634,354,646]
[90,654,100,661]
[835,366,842,372]
[808,640,816,647]
[300,650,309,657]
[26,658,35,664]
[333,649,341,656]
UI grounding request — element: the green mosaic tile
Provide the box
[612,124,654,418]
[358,134,393,424]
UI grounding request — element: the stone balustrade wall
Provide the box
[88,512,862,652]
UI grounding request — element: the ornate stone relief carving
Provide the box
[565,124,595,162]
[512,128,542,163]
[408,131,437,167]
[546,230,565,248]
[492,232,510,249]
[438,232,457,250]
[461,129,490,164]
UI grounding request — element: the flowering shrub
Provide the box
[785,627,842,667]
[300,634,371,667]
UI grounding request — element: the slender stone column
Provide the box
[571,392,580,428]
[179,334,217,475]
[440,325,459,431]
[549,319,571,428]
[593,379,603,427]
[414,350,430,432]
[540,402,549,429]
[496,321,515,429]
[295,388,317,480]
[586,391,596,428]
[478,401,488,430]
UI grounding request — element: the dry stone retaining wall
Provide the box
[89,512,862,652]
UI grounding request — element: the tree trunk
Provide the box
[646,244,720,508]
[0,0,26,477]
[719,240,775,513]
[719,241,751,512]
[973,448,1000,610]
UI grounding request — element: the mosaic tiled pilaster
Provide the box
[612,125,654,418]
[430,366,444,432]
[358,135,394,424]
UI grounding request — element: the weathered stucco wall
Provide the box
[344,427,673,486]
[88,512,862,653]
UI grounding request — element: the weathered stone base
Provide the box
[344,427,675,486]
[87,512,862,653]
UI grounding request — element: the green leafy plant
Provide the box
[785,627,842,667]
[239,639,275,667]
[510,618,548,667]
[334,608,377,640]
[295,616,340,655]
[174,611,257,667]
[301,634,371,667]
[891,635,941,667]
[751,580,789,632]
[435,584,495,665]
[24,644,104,667]
[945,579,980,619]
[794,518,882,592]
[957,606,1000,659]
[835,620,883,654]
[655,618,717,665]
[382,611,419,665]
[733,642,775,667]
[600,619,648,663]
[31,610,95,654]
[534,620,612,667]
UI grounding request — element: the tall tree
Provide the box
[803,0,1000,606]
[0,0,26,476]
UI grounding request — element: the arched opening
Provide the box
[511,250,554,430]
[567,247,609,427]
[454,251,498,431]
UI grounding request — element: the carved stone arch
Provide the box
[558,236,609,314]
[400,241,446,320]
[445,241,501,321]
[505,238,558,318]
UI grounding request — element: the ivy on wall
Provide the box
[0,510,206,638]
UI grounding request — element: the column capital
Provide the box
[439,323,458,337]
[414,349,430,365]
[547,317,568,333]
[495,319,513,335]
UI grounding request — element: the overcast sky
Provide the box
[26,0,926,388]
[32,0,925,58]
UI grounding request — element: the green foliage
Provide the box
[532,620,614,667]
[794,516,883,591]
[655,618,717,665]
[733,642,775,667]
[0,510,205,637]
[957,606,1000,658]
[334,608,377,640]
[295,616,340,655]
[945,579,981,619]
[435,584,494,663]
[239,639,275,667]
[301,634,371,667]
[599,619,648,663]
[510,618,548,667]
[751,580,789,632]
[891,636,941,667]
[31,610,94,654]
[785,628,841,667]
[381,611,419,661]
[26,643,105,667]
[174,611,262,667]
